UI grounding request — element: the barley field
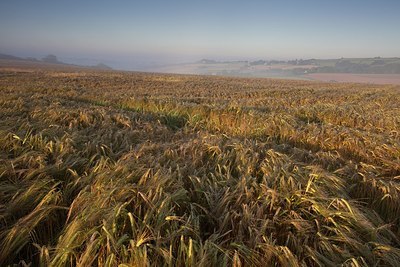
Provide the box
[0,68,399,266]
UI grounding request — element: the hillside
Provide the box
[0,53,112,71]
[0,66,400,266]
[0,53,24,60]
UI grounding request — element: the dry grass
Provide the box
[0,68,400,266]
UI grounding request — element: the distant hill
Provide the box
[0,53,24,60]
[312,58,400,74]
[0,53,113,70]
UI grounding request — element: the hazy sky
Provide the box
[1,0,399,69]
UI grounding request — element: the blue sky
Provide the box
[1,0,399,69]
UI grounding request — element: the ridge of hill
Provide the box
[0,53,112,70]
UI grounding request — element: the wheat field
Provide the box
[1,69,399,266]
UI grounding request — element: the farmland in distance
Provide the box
[1,64,400,266]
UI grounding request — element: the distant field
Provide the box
[150,62,316,76]
[306,73,400,85]
[148,59,400,84]
[1,64,400,266]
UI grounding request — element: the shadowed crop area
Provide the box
[1,69,400,266]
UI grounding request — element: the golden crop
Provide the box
[0,69,399,266]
